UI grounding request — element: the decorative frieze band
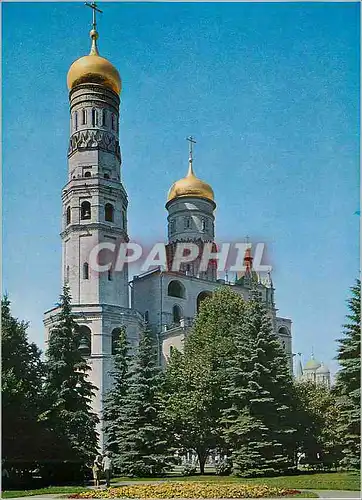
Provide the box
[68,130,121,159]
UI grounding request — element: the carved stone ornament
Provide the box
[68,130,120,158]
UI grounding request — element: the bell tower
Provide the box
[44,4,143,449]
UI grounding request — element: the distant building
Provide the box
[295,353,331,389]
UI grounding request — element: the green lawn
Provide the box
[2,472,358,498]
[1,485,86,499]
[111,471,360,491]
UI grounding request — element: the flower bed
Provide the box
[69,482,302,498]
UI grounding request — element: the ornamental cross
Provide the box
[85,1,103,30]
[187,136,196,160]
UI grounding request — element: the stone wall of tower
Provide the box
[62,83,129,307]
[167,197,215,243]
[166,197,217,280]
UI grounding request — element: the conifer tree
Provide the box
[103,327,130,455]
[163,287,246,474]
[115,329,174,477]
[334,280,361,469]
[2,296,44,474]
[41,285,98,478]
[223,290,296,477]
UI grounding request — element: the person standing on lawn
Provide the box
[102,451,112,487]
[92,454,103,488]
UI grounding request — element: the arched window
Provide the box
[197,291,212,313]
[81,201,91,220]
[84,171,91,178]
[282,340,286,350]
[122,210,127,229]
[82,109,87,125]
[101,109,106,127]
[105,203,114,222]
[74,111,78,131]
[184,217,191,229]
[173,305,182,325]
[66,206,71,225]
[278,326,289,336]
[108,269,113,281]
[168,280,186,299]
[104,173,110,179]
[78,325,91,357]
[83,262,89,280]
[201,218,207,231]
[144,310,149,323]
[111,114,116,130]
[111,327,124,355]
[92,108,98,127]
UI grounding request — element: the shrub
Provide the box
[215,459,233,476]
[181,463,197,476]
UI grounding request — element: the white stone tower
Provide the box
[165,137,217,280]
[44,7,143,449]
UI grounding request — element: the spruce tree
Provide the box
[223,290,296,477]
[115,329,174,477]
[2,296,44,474]
[334,280,361,469]
[41,285,98,478]
[103,327,130,455]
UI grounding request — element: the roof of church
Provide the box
[304,357,322,370]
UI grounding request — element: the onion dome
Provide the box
[167,160,214,203]
[304,358,321,371]
[67,29,121,94]
[316,363,330,374]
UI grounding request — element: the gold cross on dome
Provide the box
[85,2,103,31]
[186,136,196,160]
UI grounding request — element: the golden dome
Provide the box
[167,161,214,203]
[67,30,121,95]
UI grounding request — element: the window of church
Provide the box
[184,217,191,230]
[122,210,127,229]
[66,206,71,225]
[66,265,70,283]
[201,218,207,231]
[278,326,289,336]
[108,269,113,281]
[81,201,91,220]
[105,203,114,222]
[84,171,91,178]
[172,305,182,325]
[144,310,149,323]
[111,114,115,130]
[111,328,123,355]
[78,325,91,357]
[83,262,89,280]
[168,280,186,299]
[104,172,110,179]
[101,109,106,127]
[92,109,98,127]
[74,111,78,131]
[82,109,87,125]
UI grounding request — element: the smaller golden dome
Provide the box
[167,161,214,203]
[67,30,121,94]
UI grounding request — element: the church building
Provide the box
[44,11,294,448]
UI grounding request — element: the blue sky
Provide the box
[3,1,360,375]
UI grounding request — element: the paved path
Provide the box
[308,491,360,499]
